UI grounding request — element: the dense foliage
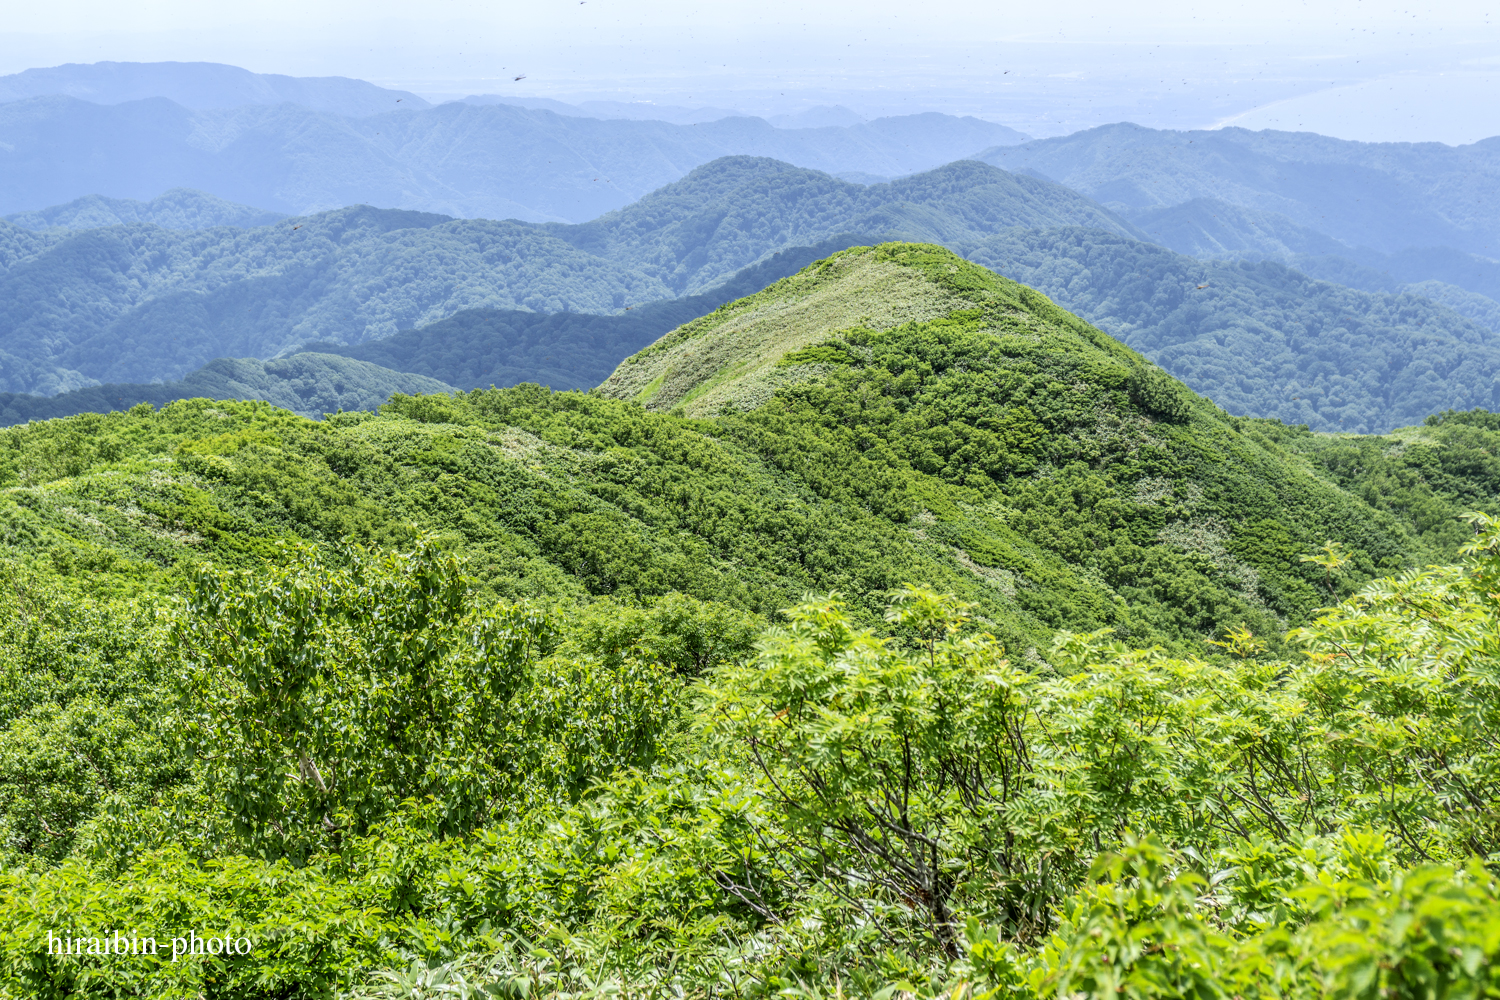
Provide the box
[1,243,1499,997]
[970,227,1500,433]
[0,206,669,395]
[0,158,1130,396]
[313,235,878,392]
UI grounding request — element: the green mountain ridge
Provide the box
[3,156,1497,437]
[2,243,1500,996]
[0,158,1138,396]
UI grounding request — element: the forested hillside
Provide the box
[3,244,1500,997]
[4,188,284,231]
[313,235,877,391]
[3,155,1496,436]
[0,159,1132,395]
[544,157,1140,292]
[0,206,669,394]
[1125,197,1500,332]
[968,227,1500,432]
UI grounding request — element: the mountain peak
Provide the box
[598,242,1125,417]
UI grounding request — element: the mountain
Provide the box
[975,123,1500,257]
[4,155,1495,434]
[0,352,454,426]
[4,188,285,231]
[1123,197,1500,330]
[768,105,868,128]
[1126,197,1356,260]
[3,243,1500,998]
[542,157,1141,293]
[313,235,878,391]
[5,243,1483,651]
[967,227,1500,433]
[464,95,746,125]
[0,158,1138,395]
[0,61,431,116]
[0,205,670,395]
[0,95,1033,223]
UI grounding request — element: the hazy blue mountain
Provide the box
[0,352,454,426]
[0,96,1035,223]
[1126,198,1356,259]
[0,205,671,395]
[769,106,868,128]
[966,227,1500,433]
[464,95,745,125]
[1397,281,1500,333]
[5,152,1494,435]
[835,171,892,185]
[1287,246,1500,303]
[0,61,430,117]
[545,157,1142,292]
[0,157,1141,395]
[4,188,285,231]
[975,123,1500,257]
[312,235,877,391]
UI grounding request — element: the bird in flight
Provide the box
[396,99,402,103]
[292,224,302,231]
[514,74,527,81]
[1195,283,1209,289]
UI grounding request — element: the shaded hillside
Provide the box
[0,206,670,394]
[547,157,1142,292]
[1127,197,1356,260]
[3,244,1481,658]
[316,235,878,390]
[977,123,1500,256]
[4,188,284,231]
[0,159,1136,395]
[968,227,1500,433]
[0,353,453,426]
[1125,197,1500,330]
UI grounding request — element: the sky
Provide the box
[0,0,1497,142]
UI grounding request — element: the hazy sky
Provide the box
[2,0,1497,141]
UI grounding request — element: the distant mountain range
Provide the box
[3,61,1500,437]
[4,188,286,231]
[0,353,453,426]
[0,62,1031,223]
[4,155,1493,434]
[977,123,1500,257]
[0,61,432,117]
[0,159,1134,395]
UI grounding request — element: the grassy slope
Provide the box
[6,244,1489,663]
